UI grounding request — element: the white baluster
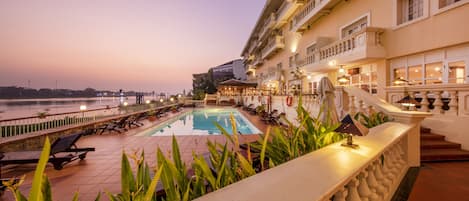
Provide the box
[419,91,429,112]
[345,178,361,201]
[373,160,391,196]
[357,171,373,201]
[349,95,357,115]
[366,165,384,200]
[447,91,458,116]
[432,91,443,115]
[333,187,348,201]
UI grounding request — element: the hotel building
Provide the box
[241,0,469,148]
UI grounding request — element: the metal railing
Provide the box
[0,103,175,138]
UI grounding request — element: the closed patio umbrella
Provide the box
[318,77,339,125]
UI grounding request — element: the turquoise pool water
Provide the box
[139,108,261,136]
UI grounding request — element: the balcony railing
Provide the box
[276,0,305,27]
[261,35,285,59]
[258,13,276,39]
[298,27,385,70]
[293,0,337,32]
[386,84,469,117]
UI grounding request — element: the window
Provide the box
[394,67,406,81]
[341,16,368,38]
[289,56,294,68]
[448,61,466,83]
[277,62,283,70]
[439,0,462,8]
[408,65,423,85]
[398,0,424,25]
[344,66,378,94]
[424,62,443,84]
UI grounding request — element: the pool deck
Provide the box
[0,107,263,201]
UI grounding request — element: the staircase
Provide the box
[421,127,469,162]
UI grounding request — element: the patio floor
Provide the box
[0,108,263,201]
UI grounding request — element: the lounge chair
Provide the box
[261,110,278,123]
[127,113,146,128]
[99,115,130,134]
[243,104,254,111]
[0,132,95,171]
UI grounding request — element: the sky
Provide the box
[0,0,265,94]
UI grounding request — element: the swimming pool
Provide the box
[139,108,261,136]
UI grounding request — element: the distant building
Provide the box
[211,59,246,85]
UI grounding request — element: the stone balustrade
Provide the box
[386,84,469,117]
[195,122,421,201]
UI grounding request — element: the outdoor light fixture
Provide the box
[328,60,337,67]
[338,65,345,74]
[160,98,164,103]
[307,75,312,79]
[397,95,419,107]
[123,102,128,106]
[79,105,87,111]
[170,97,175,102]
[178,94,182,98]
[393,77,409,85]
[337,75,350,83]
[145,100,151,104]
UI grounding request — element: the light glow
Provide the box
[79,105,87,111]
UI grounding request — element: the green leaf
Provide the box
[41,175,52,201]
[120,151,136,200]
[143,163,164,201]
[72,192,79,201]
[260,127,271,171]
[28,137,51,201]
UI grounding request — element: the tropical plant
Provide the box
[4,137,84,201]
[105,151,163,201]
[353,111,390,128]
[253,96,346,168]
[255,105,265,115]
[37,111,48,119]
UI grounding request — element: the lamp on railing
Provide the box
[145,100,151,104]
[393,77,409,85]
[337,75,350,84]
[397,95,420,108]
[79,105,87,118]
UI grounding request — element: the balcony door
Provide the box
[443,58,467,84]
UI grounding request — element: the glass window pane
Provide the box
[393,67,406,81]
[448,61,466,84]
[408,65,423,85]
[425,62,443,84]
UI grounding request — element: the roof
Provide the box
[218,79,258,87]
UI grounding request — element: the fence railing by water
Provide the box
[0,103,175,138]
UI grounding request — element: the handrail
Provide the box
[337,86,432,121]
[195,122,415,201]
[0,106,118,122]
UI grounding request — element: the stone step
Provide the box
[420,133,445,141]
[421,148,469,162]
[421,140,461,150]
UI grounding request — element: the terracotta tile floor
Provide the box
[408,162,469,201]
[0,108,264,201]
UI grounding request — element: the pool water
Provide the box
[140,108,261,136]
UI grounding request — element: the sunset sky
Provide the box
[0,1,265,94]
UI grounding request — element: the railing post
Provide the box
[419,91,429,112]
[432,91,443,115]
[447,91,458,116]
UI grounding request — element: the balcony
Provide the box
[275,0,305,28]
[261,35,285,59]
[298,27,385,71]
[253,57,264,66]
[292,0,342,32]
[258,12,276,39]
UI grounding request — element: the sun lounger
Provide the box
[99,115,130,134]
[127,113,146,128]
[0,132,95,171]
[243,104,254,111]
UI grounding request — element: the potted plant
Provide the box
[171,106,178,113]
[37,111,48,119]
[147,110,157,122]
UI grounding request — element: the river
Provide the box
[0,97,138,120]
